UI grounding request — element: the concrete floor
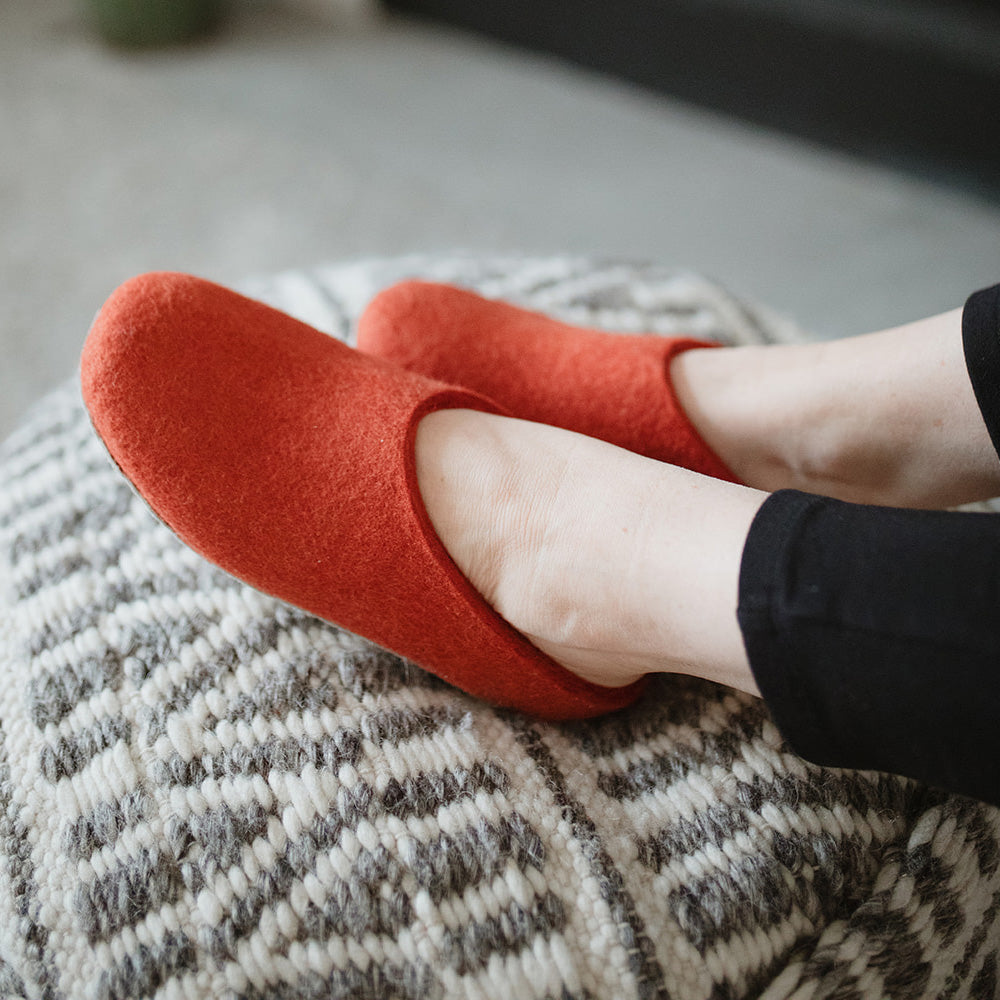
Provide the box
[4,0,1000,441]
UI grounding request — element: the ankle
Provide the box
[673,328,1000,509]
[671,343,815,493]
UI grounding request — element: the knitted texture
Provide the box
[1,255,998,1000]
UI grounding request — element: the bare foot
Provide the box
[415,408,765,694]
[672,308,1000,509]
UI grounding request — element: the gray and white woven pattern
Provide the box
[1,255,998,1000]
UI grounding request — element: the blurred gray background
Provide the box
[3,0,1000,441]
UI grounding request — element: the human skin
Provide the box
[414,307,1000,693]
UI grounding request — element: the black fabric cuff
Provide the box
[737,490,836,766]
[962,283,1000,462]
[737,489,1000,804]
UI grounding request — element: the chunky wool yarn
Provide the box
[0,256,998,1000]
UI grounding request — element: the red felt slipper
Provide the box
[80,273,645,720]
[357,280,737,480]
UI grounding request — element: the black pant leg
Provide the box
[963,283,1000,458]
[736,285,1000,805]
[738,490,1000,805]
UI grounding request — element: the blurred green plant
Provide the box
[87,0,223,46]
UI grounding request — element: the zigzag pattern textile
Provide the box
[0,255,998,1000]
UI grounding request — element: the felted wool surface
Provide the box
[357,280,735,480]
[81,274,638,720]
[1,254,998,1000]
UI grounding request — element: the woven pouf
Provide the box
[1,256,998,1000]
